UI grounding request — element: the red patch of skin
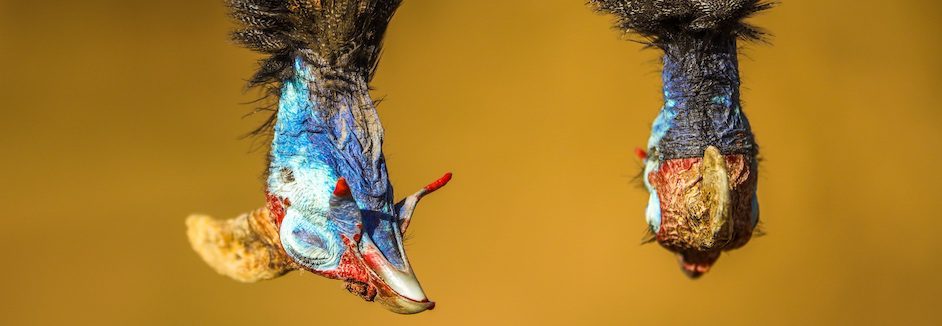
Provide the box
[321,235,372,283]
[333,178,352,197]
[274,220,373,299]
[649,157,699,240]
[648,155,757,277]
[634,147,648,161]
[265,193,290,227]
[423,172,452,193]
[302,231,418,304]
[650,158,699,186]
[352,223,362,243]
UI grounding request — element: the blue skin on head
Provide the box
[268,58,405,271]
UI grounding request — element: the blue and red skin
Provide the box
[268,179,387,301]
[262,57,421,294]
[641,36,760,276]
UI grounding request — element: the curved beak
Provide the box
[364,172,451,313]
[331,174,452,314]
[358,232,435,314]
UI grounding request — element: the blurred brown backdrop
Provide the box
[1,0,941,325]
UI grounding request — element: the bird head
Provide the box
[641,146,759,278]
[266,171,451,314]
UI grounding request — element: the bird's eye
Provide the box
[280,167,295,183]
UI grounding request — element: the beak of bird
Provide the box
[334,222,436,314]
[325,174,452,314]
[649,146,757,278]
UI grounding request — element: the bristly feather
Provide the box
[226,0,403,136]
[588,0,774,46]
[229,0,402,85]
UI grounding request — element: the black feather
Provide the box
[232,29,291,53]
[228,0,401,85]
[226,0,403,137]
[588,0,774,47]
[249,52,293,88]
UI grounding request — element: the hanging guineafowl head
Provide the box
[589,0,773,278]
[185,0,451,314]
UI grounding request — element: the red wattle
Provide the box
[265,193,290,227]
[635,147,648,160]
[423,172,453,193]
[334,178,352,197]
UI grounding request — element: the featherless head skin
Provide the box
[590,0,772,278]
[186,0,451,314]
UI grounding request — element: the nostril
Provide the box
[681,260,709,279]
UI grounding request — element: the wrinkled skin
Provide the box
[640,37,761,278]
[266,57,449,313]
[642,147,758,278]
[590,0,771,279]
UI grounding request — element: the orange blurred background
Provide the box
[1,0,941,325]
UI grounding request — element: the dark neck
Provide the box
[655,35,757,160]
[662,36,741,112]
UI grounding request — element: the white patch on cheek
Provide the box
[268,156,336,217]
[646,190,662,232]
[643,157,662,232]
